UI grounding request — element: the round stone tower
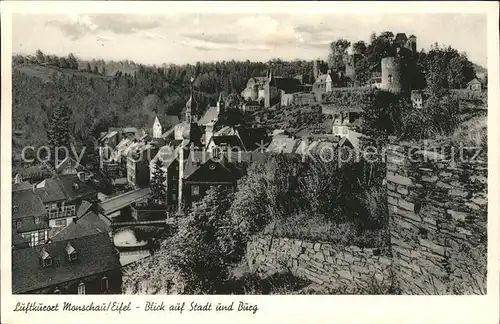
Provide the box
[381,57,407,94]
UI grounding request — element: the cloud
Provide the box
[46,14,162,40]
[143,31,164,40]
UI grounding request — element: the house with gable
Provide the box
[467,78,482,92]
[178,150,244,210]
[35,173,98,230]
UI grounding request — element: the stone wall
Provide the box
[246,235,393,294]
[244,139,487,295]
[386,140,487,294]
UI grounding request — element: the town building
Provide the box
[312,70,347,101]
[12,232,122,294]
[178,150,244,211]
[35,173,98,231]
[467,78,482,92]
[241,72,303,109]
[411,90,427,109]
[206,126,270,154]
[331,111,363,148]
[12,187,50,247]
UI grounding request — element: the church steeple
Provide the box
[216,93,225,114]
[185,76,197,123]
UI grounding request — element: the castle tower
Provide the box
[152,116,162,139]
[381,57,408,94]
[407,35,417,54]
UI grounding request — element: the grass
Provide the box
[451,114,487,150]
[263,213,388,248]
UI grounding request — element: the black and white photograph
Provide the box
[3,1,497,307]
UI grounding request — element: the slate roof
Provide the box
[468,78,481,85]
[394,33,408,43]
[12,232,30,249]
[76,201,93,218]
[266,136,301,154]
[13,181,33,192]
[236,127,270,151]
[12,232,120,294]
[51,211,111,242]
[197,106,219,126]
[35,178,66,203]
[150,144,181,169]
[212,135,242,147]
[98,188,151,216]
[271,77,302,93]
[12,189,46,220]
[55,174,98,202]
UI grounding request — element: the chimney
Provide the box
[77,171,86,182]
[32,184,36,193]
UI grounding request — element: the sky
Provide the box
[12,13,488,67]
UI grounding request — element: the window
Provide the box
[172,194,177,201]
[69,252,78,262]
[55,219,67,227]
[77,282,85,295]
[34,217,41,224]
[191,185,200,196]
[39,230,47,243]
[333,126,339,134]
[342,127,348,135]
[31,231,39,246]
[388,75,393,84]
[16,220,22,229]
[43,256,53,267]
[101,276,109,291]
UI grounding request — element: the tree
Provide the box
[36,50,46,65]
[352,41,367,55]
[86,62,92,72]
[171,186,243,293]
[102,66,106,76]
[93,65,99,74]
[58,57,69,68]
[47,103,71,162]
[150,159,166,205]
[67,53,79,70]
[327,39,351,71]
[354,58,371,86]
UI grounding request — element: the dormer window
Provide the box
[66,243,78,262]
[40,248,53,267]
[72,183,79,190]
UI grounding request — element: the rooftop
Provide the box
[98,187,151,216]
[51,211,111,242]
[12,189,46,220]
[12,232,121,294]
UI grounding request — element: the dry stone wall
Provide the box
[246,235,393,294]
[386,140,487,294]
